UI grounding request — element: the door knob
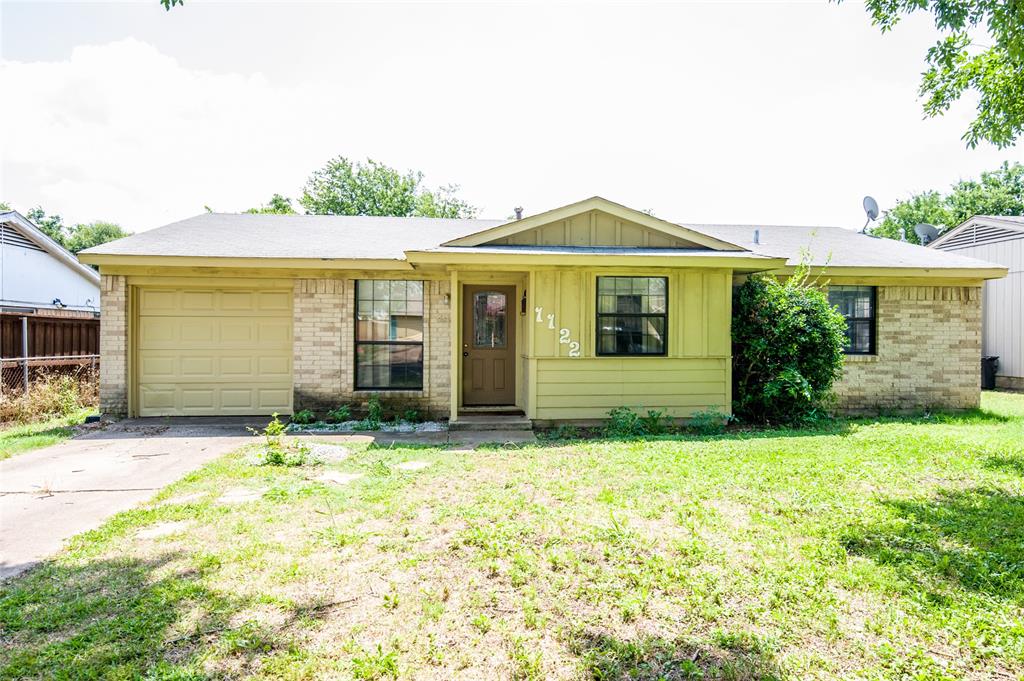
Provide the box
[463,352,469,357]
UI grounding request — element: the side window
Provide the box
[828,285,876,354]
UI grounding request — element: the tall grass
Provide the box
[0,371,98,425]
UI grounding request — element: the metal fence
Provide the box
[0,354,100,396]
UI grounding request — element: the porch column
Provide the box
[449,269,459,422]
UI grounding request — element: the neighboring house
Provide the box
[930,215,1023,390]
[79,197,1006,423]
[1,211,101,373]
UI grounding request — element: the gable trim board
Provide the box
[80,198,1007,420]
[440,197,746,251]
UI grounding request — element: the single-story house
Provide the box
[79,197,1007,423]
[930,215,1023,390]
[2,211,101,389]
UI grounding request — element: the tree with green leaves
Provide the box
[64,222,132,254]
[842,0,1024,148]
[871,161,1024,244]
[25,206,67,244]
[299,156,476,218]
[8,203,130,252]
[245,194,297,214]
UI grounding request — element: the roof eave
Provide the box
[771,265,1009,280]
[405,249,786,270]
[77,253,416,271]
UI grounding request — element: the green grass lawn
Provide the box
[2,394,1023,680]
[0,407,96,461]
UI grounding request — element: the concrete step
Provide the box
[449,414,533,431]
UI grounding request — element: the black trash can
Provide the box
[981,356,999,390]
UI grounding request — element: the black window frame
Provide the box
[595,276,669,357]
[828,285,877,355]
[354,280,425,391]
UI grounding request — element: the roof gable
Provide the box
[441,197,745,251]
[0,211,100,285]
[929,215,1024,250]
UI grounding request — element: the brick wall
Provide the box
[292,278,451,419]
[835,285,982,413]
[99,274,128,416]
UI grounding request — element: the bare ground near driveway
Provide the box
[0,419,533,579]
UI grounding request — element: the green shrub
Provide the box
[604,406,646,437]
[290,408,315,425]
[687,408,731,435]
[640,409,670,435]
[401,409,421,423]
[247,413,313,466]
[366,394,384,428]
[327,404,352,422]
[732,269,846,424]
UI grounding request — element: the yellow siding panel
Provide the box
[706,272,729,356]
[533,357,729,420]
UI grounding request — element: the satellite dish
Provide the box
[863,196,880,222]
[914,223,940,246]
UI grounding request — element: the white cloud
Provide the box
[1,38,347,229]
[0,3,1019,233]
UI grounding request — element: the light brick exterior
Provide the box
[292,278,451,419]
[99,274,128,416]
[834,285,982,413]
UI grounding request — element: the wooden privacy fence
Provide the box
[0,313,101,394]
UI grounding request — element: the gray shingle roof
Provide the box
[82,212,1005,272]
[82,213,505,260]
[687,223,1003,271]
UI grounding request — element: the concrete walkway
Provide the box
[0,419,536,580]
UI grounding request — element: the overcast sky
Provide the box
[1,0,1020,233]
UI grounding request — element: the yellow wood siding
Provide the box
[136,286,293,416]
[528,269,732,421]
[490,210,708,249]
[534,358,728,419]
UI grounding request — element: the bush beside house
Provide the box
[732,272,847,424]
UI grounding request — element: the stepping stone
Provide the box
[159,492,206,506]
[308,444,350,462]
[393,460,431,471]
[137,521,191,539]
[217,487,267,504]
[317,471,364,485]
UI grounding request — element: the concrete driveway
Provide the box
[0,421,249,580]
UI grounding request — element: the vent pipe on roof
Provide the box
[753,229,760,245]
[514,207,523,220]
[898,228,906,242]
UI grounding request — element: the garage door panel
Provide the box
[180,290,216,311]
[258,388,293,410]
[181,389,216,409]
[257,320,291,344]
[137,287,292,416]
[259,291,291,311]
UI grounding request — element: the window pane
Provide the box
[597,315,665,355]
[828,285,875,354]
[355,343,423,389]
[356,280,424,341]
[596,277,668,356]
[473,292,507,348]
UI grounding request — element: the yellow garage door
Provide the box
[136,287,293,416]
